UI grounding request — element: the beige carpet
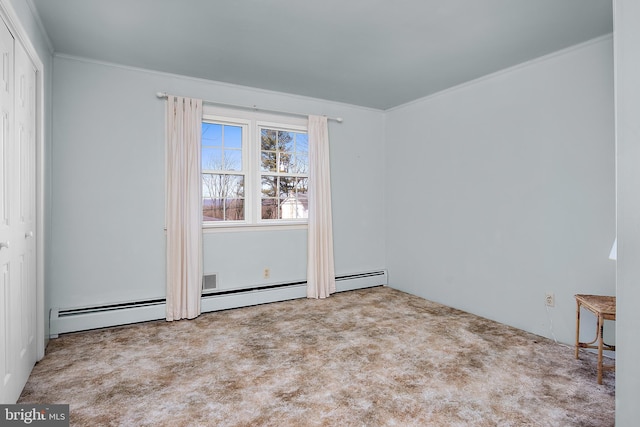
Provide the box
[19,286,614,426]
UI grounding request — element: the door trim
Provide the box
[0,0,47,360]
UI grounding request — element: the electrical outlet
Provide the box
[263,268,270,279]
[545,292,555,307]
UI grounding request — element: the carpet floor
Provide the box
[19,286,614,426]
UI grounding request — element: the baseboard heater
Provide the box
[49,269,387,338]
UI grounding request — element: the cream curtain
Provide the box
[307,115,336,299]
[165,95,203,321]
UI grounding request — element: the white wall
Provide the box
[614,0,640,424]
[49,55,386,310]
[385,36,615,345]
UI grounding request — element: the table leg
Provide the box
[575,300,581,359]
[597,314,604,385]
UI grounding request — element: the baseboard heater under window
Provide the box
[49,270,387,338]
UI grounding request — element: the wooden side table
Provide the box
[574,294,616,384]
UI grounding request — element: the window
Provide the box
[201,121,247,222]
[259,127,309,220]
[201,111,308,227]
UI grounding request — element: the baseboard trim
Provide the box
[49,269,387,337]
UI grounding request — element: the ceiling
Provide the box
[30,0,613,110]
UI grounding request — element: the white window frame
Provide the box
[255,120,309,226]
[202,105,309,231]
[201,115,251,226]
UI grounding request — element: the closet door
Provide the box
[13,27,37,401]
[0,18,16,405]
[0,19,37,405]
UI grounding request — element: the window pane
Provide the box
[261,129,277,150]
[202,198,245,221]
[278,177,294,199]
[202,174,222,199]
[261,199,278,220]
[202,123,222,147]
[203,174,244,198]
[278,131,294,152]
[202,123,243,172]
[278,152,293,173]
[202,174,244,221]
[203,198,224,221]
[296,133,308,153]
[295,177,308,194]
[293,153,308,174]
[225,198,244,220]
[261,151,276,172]
[224,125,242,149]
[227,175,245,198]
[224,149,242,171]
[296,178,309,219]
[202,147,222,171]
[281,195,308,219]
[261,176,277,197]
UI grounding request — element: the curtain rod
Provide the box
[156,92,343,123]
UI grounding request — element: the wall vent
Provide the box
[202,273,218,294]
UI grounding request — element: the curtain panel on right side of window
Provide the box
[306,115,336,299]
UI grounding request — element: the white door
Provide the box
[0,19,37,404]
